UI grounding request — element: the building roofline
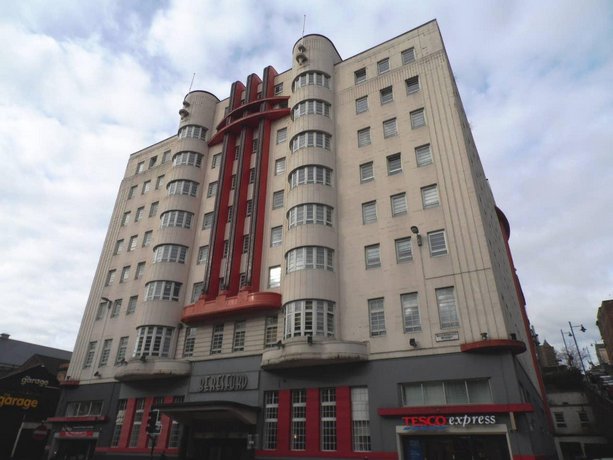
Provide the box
[183,89,220,101]
[128,135,176,158]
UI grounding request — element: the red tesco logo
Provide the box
[402,416,448,426]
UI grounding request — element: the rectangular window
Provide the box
[391,193,407,216]
[272,190,284,209]
[128,185,137,199]
[252,137,259,154]
[383,118,398,138]
[578,411,590,427]
[380,86,393,104]
[162,150,171,163]
[191,282,204,303]
[368,298,386,336]
[202,212,214,229]
[83,341,97,368]
[142,231,152,247]
[411,108,426,128]
[212,153,221,169]
[242,235,250,253]
[149,201,159,217]
[105,270,116,286]
[111,399,127,446]
[362,201,377,224]
[416,144,433,167]
[422,184,440,208]
[232,321,246,352]
[276,128,287,144]
[210,324,224,354]
[222,240,229,258]
[98,339,112,367]
[395,237,412,263]
[135,262,145,280]
[142,180,151,194]
[246,199,253,216]
[386,153,402,175]
[264,316,278,348]
[136,161,145,174]
[403,379,491,406]
[320,388,337,451]
[96,300,108,320]
[355,96,368,114]
[274,83,283,95]
[354,68,366,84]
[275,157,286,175]
[207,181,218,198]
[291,390,307,450]
[120,266,130,283]
[406,75,420,94]
[351,387,371,451]
[115,337,128,364]
[128,235,138,251]
[121,211,131,226]
[249,168,255,184]
[401,292,421,332]
[234,145,240,160]
[437,287,459,329]
[270,226,282,247]
[197,245,209,265]
[114,239,124,255]
[364,244,381,269]
[360,162,374,183]
[428,230,448,256]
[135,207,144,222]
[167,396,184,448]
[155,175,164,190]
[128,399,144,447]
[111,299,122,317]
[126,296,137,315]
[231,175,237,190]
[553,412,566,428]
[402,47,416,64]
[263,391,279,449]
[183,327,196,357]
[377,58,390,74]
[268,266,281,288]
[227,206,233,222]
[357,128,371,147]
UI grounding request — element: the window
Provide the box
[167,397,184,448]
[386,153,402,175]
[98,339,112,367]
[105,270,116,286]
[357,127,371,147]
[136,161,145,174]
[154,244,187,263]
[114,239,124,255]
[83,341,97,368]
[362,201,377,224]
[391,193,407,216]
[121,211,131,226]
[292,71,330,90]
[436,287,459,328]
[428,230,448,256]
[134,326,173,357]
[183,327,196,357]
[422,184,440,208]
[231,175,237,190]
[246,199,253,216]
[168,180,199,197]
[578,411,589,427]
[239,272,247,287]
[135,207,144,222]
[249,168,255,184]
[416,144,433,167]
[289,165,333,189]
[142,231,152,247]
[275,157,286,175]
[321,388,337,451]
[401,293,421,332]
[290,131,331,152]
[65,400,103,417]
[202,212,214,229]
[210,324,224,354]
[383,118,398,138]
[360,162,374,183]
[232,321,246,352]
[234,145,240,160]
[161,210,193,229]
[263,392,279,450]
[207,181,218,198]
[191,282,204,303]
[368,298,386,337]
[149,201,159,217]
[274,83,283,95]
[145,280,181,301]
[272,190,284,209]
[403,379,492,406]
[271,226,282,247]
[252,138,259,154]
[380,86,393,104]
[128,185,137,199]
[222,240,229,258]
[115,337,129,364]
[264,316,278,348]
[128,235,138,251]
[286,246,334,273]
[126,296,137,315]
[553,412,566,428]
[354,68,366,84]
[211,153,221,169]
[284,299,335,339]
[410,108,426,128]
[128,399,144,447]
[395,237,412,263]
[242,235,250,253]
[351,388,371,452]
[356,96,368,114]
[162,150,171,163]
[178,124,207,140]
[111,299,122,317]
[142,180,151,194]
[377,58,390,74]
[364,244,381,269]
[293,100,330,119]
[406,75,420,94]
[402,47,416,64]
[96,300,108,320]
[155,175,164,190]
[197,246,209,265]
[287,203,333,228]
[291,390,307,450]
[268,266,281,288]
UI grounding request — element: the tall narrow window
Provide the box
[135,262,145,279]
[406,75,420,94]
[391,193,407,216]
[364,244,381,269]
[401,293,421,332]
[276,128,287,144]
[354,68,366,84]
[122,211,131,226]
[114,239,124,255]
[207,181,218,198]
[232,321,246,352]
[275,158,286,175]
[183,327,196,357]
[202,212,214,229]
[270,226,282,247]
[111,299,122,317]
[110,399,127,447]
[128,235,138,251]
[263,392,279,450]
[264,316,278,348]
[135,207,144,222]
[395,237,412,263]
[268,266,281,288]
[411,108,426,128]
[142,231,152,247]
[210,324,224,354]
[197,245,209,265]
[142,180,151,194]
[98,339,112,367]
[291,390,307,450]
[167,396,184,448]
[360,162,374,183]
[402,47,416,64]
[128,399,144,447]
[128,185,137,199]
[380,86,393,104]
[437,287,459,329]
[321,388,337,451]
[83,341,97,368]
[211,153,221,169]
[155,175,164,190]
[357,127,371,147]
[136,161,145,174]
[386,153,402,175]
[368,298,386,336]
[362,201,377,224]
[105,270,116,286]
[115,336,129,364]
[126,296,138,315]
[274,83,283,95]
[421,184,440,208]
[356,96,368,114]
[351,387,371,452]
[415,144,433,167]
[383,118,398,138]
[191,282,204,303]
[272,190,284,209]
[428,230,448,256]
[149,201,159,217]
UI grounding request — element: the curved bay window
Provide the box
[284,299,335,338]
[289,165,333,189]
[287,203,333,229]
[292,71,330,91]
[153,244,188,264]
[285,246,334,273]
[178,124,207,141]
[293,99,331,119]
[290,131,331,153]
[145,280,181,301]
[172,151,203,167]
[134,325,174,357]
[167,179,199,197]
[160,210,193,229]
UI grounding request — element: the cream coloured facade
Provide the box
[54,20,555,460]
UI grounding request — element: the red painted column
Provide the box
[277,389,291,453]
[118,398,136,448]
[139,397,154,448]
[306,388,320,453]
[336,386,352,455]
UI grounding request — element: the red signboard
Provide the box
[57,431,97,439]
[32,424,49,441]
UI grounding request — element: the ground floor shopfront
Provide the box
[49,353,556,460]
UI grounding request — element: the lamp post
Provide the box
[560,329,572,366]
[568,321,587,374]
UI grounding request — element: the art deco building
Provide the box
[51,20,555,460]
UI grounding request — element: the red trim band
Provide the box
[378,403,534,417]
[47,415,106,423]
[460,339,526,354]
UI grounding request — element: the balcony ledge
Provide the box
[261,337,368,369]
[460,339,526,355]
[114,357,191,382]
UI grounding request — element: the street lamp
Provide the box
[568,321,587,374]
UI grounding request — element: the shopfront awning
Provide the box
[155,400,259,425]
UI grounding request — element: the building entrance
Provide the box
[53,439,96,460]
[402,434,510,460]
[193,437,250,460]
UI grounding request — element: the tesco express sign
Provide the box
[403,415,496,428]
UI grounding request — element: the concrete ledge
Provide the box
[115,357,191,381]
[261,337,368,369]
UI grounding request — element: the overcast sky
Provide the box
[1,0,611,364]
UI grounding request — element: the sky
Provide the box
[0,0,611,365]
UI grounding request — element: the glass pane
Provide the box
[445,381,468,404]
[423,382,445,405]
[403,384,423,406]
[468,379,492,403]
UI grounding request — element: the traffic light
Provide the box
[146,410,159,434]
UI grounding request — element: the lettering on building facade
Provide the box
[199,373,249,392]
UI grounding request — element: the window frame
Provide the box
[364,244,381,269]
